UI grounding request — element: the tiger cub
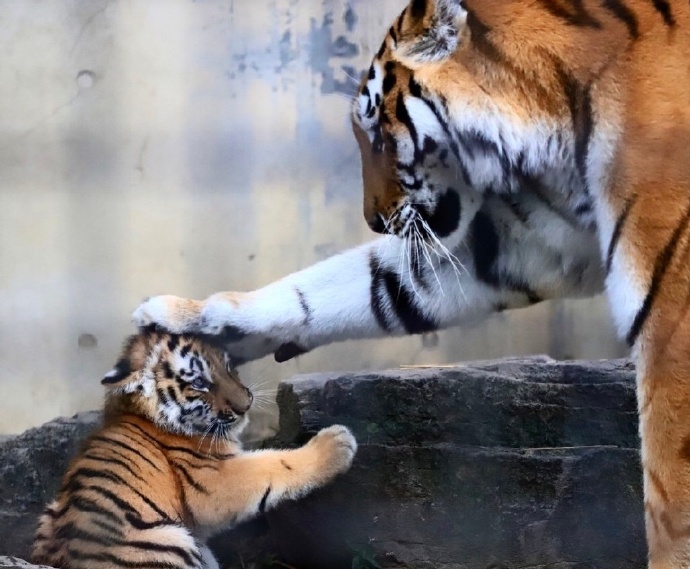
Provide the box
[31,329,357,569]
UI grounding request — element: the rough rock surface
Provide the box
[0,357,645,569]
[0,557,54,568]
[0,412,102,560]
[269,357,644,569]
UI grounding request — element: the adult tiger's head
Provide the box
[101,329,253,438]
[352,0,633,240]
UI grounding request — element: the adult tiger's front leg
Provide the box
[133,195,603,364]
[603,123,690,567]
[133,234,516,364]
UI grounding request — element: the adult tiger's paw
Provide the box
[132,295,205,334]
[132,292,280,364]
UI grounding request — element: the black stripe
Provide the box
[157,387,169,404]
[410,0,427,20]
[162,360,174,379]
[281,460,293,471]
[470,211,500,286]
[90,435,160,471]
[370,254,393,332]
[372,129,384,154]
[68,549,187,569]
[382,267,438,334]
[295,287,312,324]
[166,385,178,403]
[90,445,146,473]
[651,0,675,26]
[601,0,639,39]
[382,68,397,95]
[179,343,192,358]
[72,476,171,521]
[420,188,462,238]
[174,463,210,495]
[125,539,200,566]
[408,76,423,99]
[56,522,114,546]
[397,8,406,34]
[69,496,124,525]
[456,129,512,189]
[395,91,419,150]
[499,195,530,225]
[376,39,386,59]
[537,0,601,27]
[416,95,472,187]
[121,420,235,460]
[464,10,503,62]
[173,455,222,470]
[102,358,131,385]
[627,200,690,346]
[606,196,637,274]
[82,453,146,483]
[519,172,582,228]
[469,211,540,299]
[125,512,177,530]
[66,467,130,491]
[167,335,179,352]
[92,517,125,537]
[178,483,195,527]
[44,506,62,519]
[259,486,271,513]
[555,60,594,183]
[274,342,309,363]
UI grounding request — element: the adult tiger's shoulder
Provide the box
[31,329,356,569]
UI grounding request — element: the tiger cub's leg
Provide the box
[185,426,356,532]
[605,194,690,567]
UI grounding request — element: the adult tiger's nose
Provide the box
[366,213,387,234]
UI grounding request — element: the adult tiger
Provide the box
[133,0,690,565]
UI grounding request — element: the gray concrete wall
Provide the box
[0,0,626,435]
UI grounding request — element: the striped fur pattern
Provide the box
[31,330,356,569]
[134,0,690,565]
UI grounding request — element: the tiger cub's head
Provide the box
[101,329,253,438]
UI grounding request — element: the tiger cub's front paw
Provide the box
[307,425,357,478]
[132,295,205,334]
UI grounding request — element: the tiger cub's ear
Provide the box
[101,358,156,396]
[394,0,467,67]
[101,358,132,385]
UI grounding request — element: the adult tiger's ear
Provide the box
[394,0,467,67]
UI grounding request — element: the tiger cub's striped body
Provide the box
[31,331,356,569]
[133,0,690,566]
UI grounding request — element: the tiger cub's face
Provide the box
[101,330,253,438]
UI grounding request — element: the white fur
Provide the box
[133,189,604,363]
